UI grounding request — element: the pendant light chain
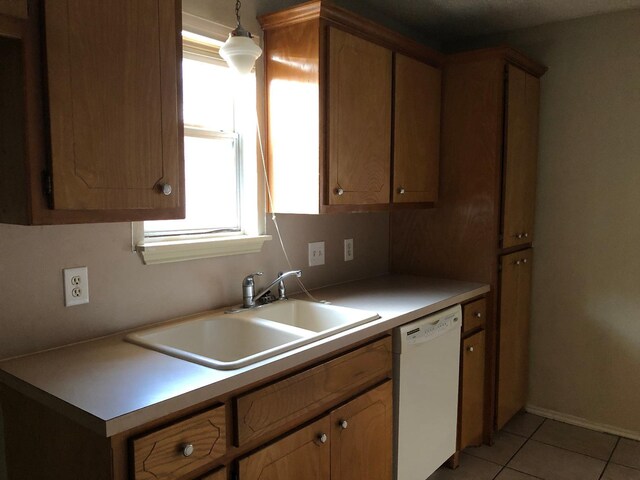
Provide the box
[235,0,242,27]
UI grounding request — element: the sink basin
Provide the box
[237,299,379,334]
[125,300,379,370]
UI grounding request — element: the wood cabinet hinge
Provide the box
[42,171,53,208]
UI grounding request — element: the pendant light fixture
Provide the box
[220,0,262,74]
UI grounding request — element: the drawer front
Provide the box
[235,337,392,446]
[132,405,226,480]
[463,298,486,334]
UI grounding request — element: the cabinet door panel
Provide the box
[459,331,485,449]
[393,54,441,204]
[239,417,331,480]
[497,249,533,429]
[328,27,391,206]
[330,381,393,480]
[0,0,27,19]
[44,0,182,211]
[502,65,539,248]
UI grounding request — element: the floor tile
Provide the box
[495,468,541,479]
[602,463,640,480]
[502,412,545,438]
[507,440,606,480]
[427,453,502,480]
[611,438,640,470]
[531,419,618,460]
[465,431,527,465]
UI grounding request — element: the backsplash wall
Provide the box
[0,213,390,360]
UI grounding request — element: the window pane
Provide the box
[145,135,239,234]
[182,58,235,131]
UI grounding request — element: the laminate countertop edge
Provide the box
[0,274,489,437]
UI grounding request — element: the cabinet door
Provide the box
[330,381,393,480]
[327,27,391,206]
[497,249,533,429]
[239,417,331,480]
[44,0,183,214]
[459,331,485,449]
[502,65,540,248]
[0,0,27,19]
[393,54,441,204]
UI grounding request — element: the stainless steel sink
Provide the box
[125,300,379,370]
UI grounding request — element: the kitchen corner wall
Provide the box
[0,213,389,360]
[449,10,640,436]
[0,0,390,360]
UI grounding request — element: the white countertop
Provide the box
[0,274,489,437]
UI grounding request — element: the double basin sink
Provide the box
[125,300,379,370]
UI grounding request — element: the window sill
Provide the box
[136,234,272,265]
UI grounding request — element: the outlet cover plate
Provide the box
[63,267,89,306]
[308,241,325,266]
[344,238,354,261]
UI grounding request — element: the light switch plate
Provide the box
[63,267,89,306]
[308,241,325,266]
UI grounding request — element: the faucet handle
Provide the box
[243,272,263,286]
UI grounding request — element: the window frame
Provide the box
[133,12,270,265]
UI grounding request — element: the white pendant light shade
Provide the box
[220,34,262,74]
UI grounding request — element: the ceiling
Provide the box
[349,0,640,41]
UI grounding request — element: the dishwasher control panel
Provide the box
[400,305,461,346]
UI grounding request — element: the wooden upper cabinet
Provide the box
[497,248,533,429]
[43,0,183,216]
[327,27,391,206]
[393,54,441,204]
[259,1,442,214]
[0,0,28,19]
[330,381,393,480]
[501,65,540,248]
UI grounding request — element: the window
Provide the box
[135,19,270,264]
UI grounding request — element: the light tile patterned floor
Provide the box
[428,413,640,480]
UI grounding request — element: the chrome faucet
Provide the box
[242,270,302,308]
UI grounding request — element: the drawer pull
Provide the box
[182,443,195,457]
[335,187,344,196]
[160,183,173,196]
[317,433,328,445]
[398,187,406,195]
[474,312,482,318]
[339,420,348,430]
[466,346,475,353]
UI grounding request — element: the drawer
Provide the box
[132,404,226,480]
[235,336,392,446]
[463,298,486,334]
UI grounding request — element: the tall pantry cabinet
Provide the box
[390,47,546,446]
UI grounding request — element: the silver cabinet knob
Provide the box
[317,433,328,444]
[398,187,406,195]
[160,183,172,196]
[339,420,348,430]
[335,187,344,196]
[516,233,523,239]
[523,258,528,264]
[524,232,529,238]
[182,443,194,457]
[467,346,474,352]
[515,260,521,265]
[474,312,482,318]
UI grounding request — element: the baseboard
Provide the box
[526,404,640,441]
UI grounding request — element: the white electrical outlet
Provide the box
[344,238,354,261]
[308,241,325,266]
[63,267,89,306]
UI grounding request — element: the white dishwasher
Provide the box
[393,305,462,480]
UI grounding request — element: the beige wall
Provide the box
[452,10,640,436]
[0,0,390,360]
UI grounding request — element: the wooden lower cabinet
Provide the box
[330,381,393,480]
[239,381,393,480]
[497,249,533,429]
[200,467,226,480]
[459,331,485,449]
[239,417,332,480]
